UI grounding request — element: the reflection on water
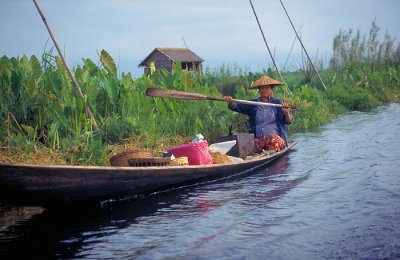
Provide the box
[1,104,400,259]
[0,206,44,231]
[0,206,44,238]
[0,206,45,258]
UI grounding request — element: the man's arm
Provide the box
[282,102,294,124]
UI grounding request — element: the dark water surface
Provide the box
[1,104,400,259]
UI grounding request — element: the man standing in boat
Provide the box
[224,75,293,152]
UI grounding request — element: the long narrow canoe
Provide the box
[0,142,296,205]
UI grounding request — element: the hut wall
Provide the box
[143,51,172,73]
[156,60,173,71]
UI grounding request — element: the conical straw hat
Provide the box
[249,75,283,89]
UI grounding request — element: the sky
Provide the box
[1,0,399,78]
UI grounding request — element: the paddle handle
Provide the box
[207,96,283,108]
[145,87,284,108]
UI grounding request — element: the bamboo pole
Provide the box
[279,0,327,90]
[33,0,98,127]
[248,0,284,83]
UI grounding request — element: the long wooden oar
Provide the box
[146,88,284,108]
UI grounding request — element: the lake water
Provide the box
[1,103,400,259]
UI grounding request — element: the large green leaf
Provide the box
[20,55,31,73]
[103,77,119,105]
[83,58,99,77]
[11,70,21,97]
[55,56,70,80]
[86,77,101,109]
[30,55,42,77]
[75,95,85,115]
[75,66,90,85]
[50,71,63,98]
[100,50,117,76]
[0,55,10,68]
[0,56,12,85]
[25,78,37,99]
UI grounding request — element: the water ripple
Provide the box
[1,104,400,259]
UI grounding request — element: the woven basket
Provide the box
[170,157,189,166]
[110,148,152,166]
[128,157,171,167]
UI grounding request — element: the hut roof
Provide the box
[138,48,204,67]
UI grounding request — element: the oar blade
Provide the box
[146,88,208,101]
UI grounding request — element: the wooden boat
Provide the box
[0,142,296,206]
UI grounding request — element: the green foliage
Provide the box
[327,84,380,111]
[60,136,106,165]
[1,21,400,165]
[100,49,117,76]
[102,114,137,143]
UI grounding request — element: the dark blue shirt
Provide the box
[229,97,294,146]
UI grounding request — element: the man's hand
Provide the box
[282,102,293,123]
[281,102,291,114]
[224,96,235,107]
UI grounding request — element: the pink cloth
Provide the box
[167,141,213,165]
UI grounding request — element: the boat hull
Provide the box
[0,142,296,205]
